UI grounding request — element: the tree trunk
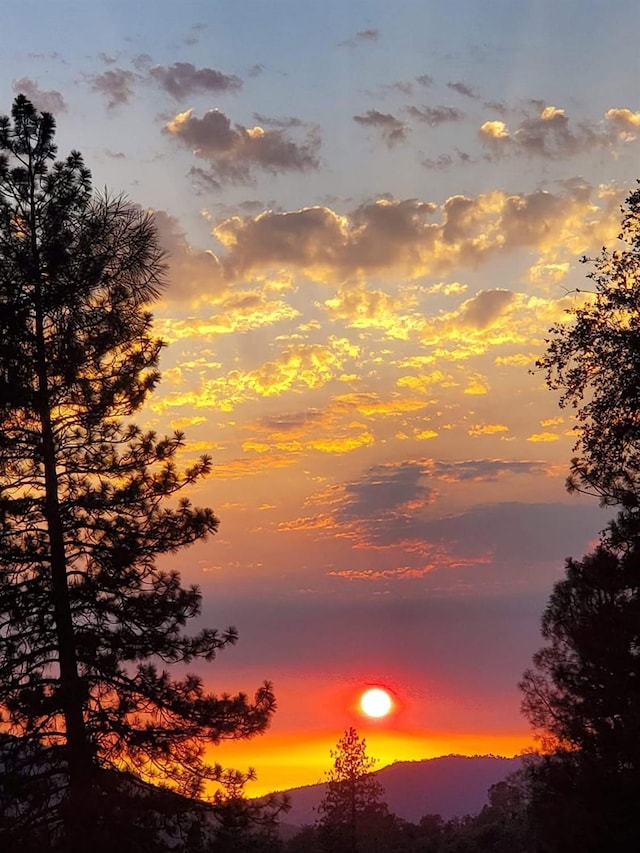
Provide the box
[29,158,94,851]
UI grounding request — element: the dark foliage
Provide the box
[525,187,640,850]
[0,96,275,850]
[537,185,640,508]
[520,538,640,851]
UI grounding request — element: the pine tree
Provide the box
[316,728,390,853]
[0,95,275,851]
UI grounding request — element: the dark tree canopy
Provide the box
[0,95,275,851]
[520,543,640,765]
[538,186,640,508]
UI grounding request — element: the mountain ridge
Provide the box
[266,753,524,826]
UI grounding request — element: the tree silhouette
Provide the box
[525,187,640,850]
[316,728,391,853]
[0,95,275,851]
[519,539,640,850]
[207,766,288,852]
[537,185,640,509]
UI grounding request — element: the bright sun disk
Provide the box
[360,687,393,718]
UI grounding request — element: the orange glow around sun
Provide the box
[360,687,394,718]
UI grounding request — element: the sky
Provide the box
[2,0,640,797]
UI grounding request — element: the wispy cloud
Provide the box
[353,109,407,146]
[150,62,242,99]
[12,77,67,113]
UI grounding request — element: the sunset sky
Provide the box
[3,0,640,796]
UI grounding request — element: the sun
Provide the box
[360,687,393,718]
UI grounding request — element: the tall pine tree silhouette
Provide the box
[0,95,275,852]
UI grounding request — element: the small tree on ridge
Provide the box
[317,728,390,853]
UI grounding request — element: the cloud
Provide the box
[467,424,509,436]
[89,68,138,108]
[12,78,67,113]
[479,119,509,140]
[153,292,299,342]
[416,74,434,88]
[407,105,464,126]
[447,81,479,99]
[431,460,548,481]
[212,184,620,286]
[527,432,560,443]
[458,289,515,329]
[604,108,640,140]
[422,152,471,170]
[353,110,407,146]
[478,104,640,159]
[152,210,226,303]
[150,337,360,414]
[252,113,304,129]
[335,461,434,524]
[240,393,429,456]
[323,282,422,339]
[149,62,242,99]
[280,460,606,578]
[339,28,380,47]
[165,108,320,183]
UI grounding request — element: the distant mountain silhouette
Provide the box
[269,754,524,827]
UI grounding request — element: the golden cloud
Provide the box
[150,337,359,414]
[479,120,510,140]
[323,283,422,340]
[527,432,560,443]
[467,424,509,436]
[154,292,299,343]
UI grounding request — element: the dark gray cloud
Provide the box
[89,68,137,108]
[431,460,549,481]
[353,110,407,146]
[339,28,380,48]
[407,105,464,126]
[416,74,434,88]
[414,502,606,564]
[150,62,242,99]
[253,113,304,129]
[12,78,67,113]
[166,108,320,184]
[447,81,479,99]
[336,461,433,524]
[422,150,472,170]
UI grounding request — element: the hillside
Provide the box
[271,754,523,827]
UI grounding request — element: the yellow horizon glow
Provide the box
[204,728,536,797]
